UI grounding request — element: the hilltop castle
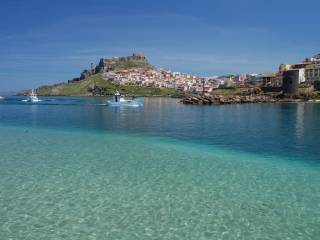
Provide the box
[67,53,151,83]
[95,53,149,73]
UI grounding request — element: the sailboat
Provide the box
[22,89,41,103]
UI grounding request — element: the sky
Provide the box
[0,0,320,91]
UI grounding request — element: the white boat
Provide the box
[106,91,142,107]
[22,89,41,103]
[0,96,4,100]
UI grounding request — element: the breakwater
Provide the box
[182,93,320,105]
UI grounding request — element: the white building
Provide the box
[298,68,306,83]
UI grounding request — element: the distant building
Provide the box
[310,54,320,63]
[305,64,320,82]
[283,70,300,95]
[203,86,213,93]
[220,77,236,88]
[279,54,320,85]
[245,73,278,87]
[233,74,247,82]
[261,73,279,86]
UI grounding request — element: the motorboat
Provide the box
[0,96,4,100]
[22,89,41,103]
[106,91,142,107]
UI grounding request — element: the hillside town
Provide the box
[67,53,320,95]
[103,69,283,93]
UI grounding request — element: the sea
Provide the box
[0,96,319,239]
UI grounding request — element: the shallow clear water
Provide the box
[0,97,319,239]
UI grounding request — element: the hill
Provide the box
[36,74,182,97]
[32,53,183,97]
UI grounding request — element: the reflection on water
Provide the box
[0,97,320,162]
[0,97,320,239]
[295,103,305,139]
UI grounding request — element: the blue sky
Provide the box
[0,0,319,91]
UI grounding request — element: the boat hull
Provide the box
[22,99,42,103]
[106,100,142,107]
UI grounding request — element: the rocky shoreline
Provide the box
[182,93,320,105]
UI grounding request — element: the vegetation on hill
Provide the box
[36,74,182,97]
[95,54,153,73]
[109,60,152,71]
[211,87,261,95]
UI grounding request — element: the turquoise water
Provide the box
[0,97,320,239]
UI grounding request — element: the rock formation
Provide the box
[182,92,320,105]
